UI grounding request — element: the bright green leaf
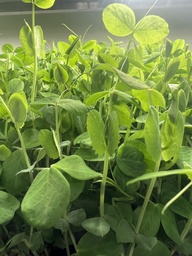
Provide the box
[134,15,169,45]
[87,110,106,156]
[19,23,33,56]
[0,144,11,161]
[8,91,28,128]
[35,0,55,9]
[102,3,135,36]
[132,89,165,112]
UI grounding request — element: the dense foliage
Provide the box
[0,0,192,255]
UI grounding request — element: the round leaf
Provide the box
[134,15,169,45]
[21,168,70,229]
[82,217,110,237]
[102,3,135,36]
[0,191,20,225]
[8,91,28,128]
[35,0,55,9]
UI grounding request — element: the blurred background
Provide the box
[0,0,191,48]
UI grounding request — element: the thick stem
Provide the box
[100,149,109,218]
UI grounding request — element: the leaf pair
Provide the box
[102,3,169,45]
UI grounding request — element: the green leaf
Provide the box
[82,217,110,237]
[54,64,69,84]
[134,204,161,237]
[0,144,11,161]
[102,3,135,36]
[112,102,131,127]
[116,143,147,177]
[1,43,14,53]
[34,25,44,57]
[7,78,24,94]
[58,99,88,115]
[159,205,181,245]
[1,150,30,195]
[113,67,148,90]
[134,15,169,45]
[77,231,124,256]
[19,23,33,56]
[85,91,109,106]
[87,110,106,156]
[145,106,161,162]
[116,219,135,243]
[0,191,20,225]
[68,209,86,226]
[38,129,59,159]
[161,111,184,161]
[164,59,180,82]
[135,234,157,252]
[177,146,192,169]
[64,174,85,201]
[35,0,55,9]
[104,204,122,231]
[21,167,70,229]
[133,240,171,256]
[8,91,28,128]
[107,111,120,156]
[52,155,102,180]
[132,89,165,112]
[22,128,40,149]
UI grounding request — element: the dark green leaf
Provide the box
[116,143,147,177]
[159,204,181,245]
[77,231,124,256]
[1,150,30,195]
[68,209,86,226]
[116,219,135,243]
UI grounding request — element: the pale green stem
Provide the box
[128,158,161,256]
[100,149,109,218]
[54,104,63,159]
[30,1,38,103]
[171,212,192,255]
[68,226,78,253]
[64,231,71,256]
[162,181,192,214]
